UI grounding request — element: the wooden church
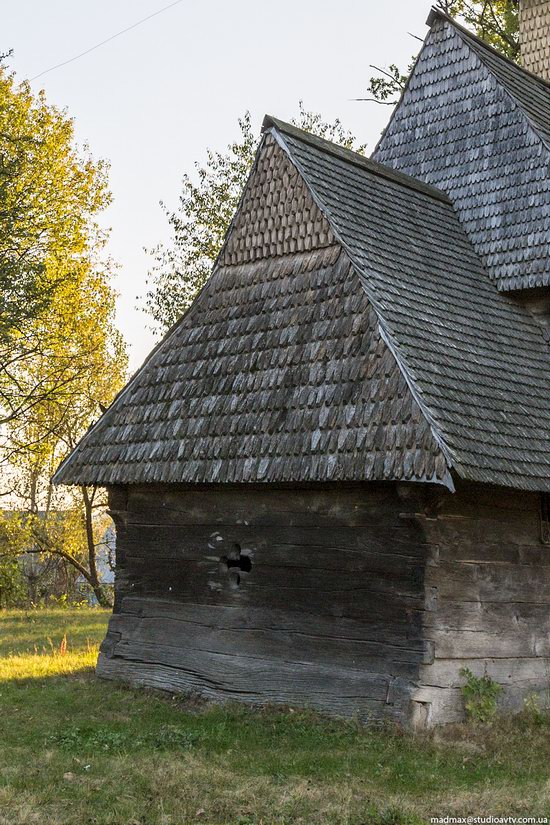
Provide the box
[54,3,550,727]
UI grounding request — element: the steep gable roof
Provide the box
[53,132,447,489]
[374,8,550,293]
[427,7,550,148]
[55,120,550,493]
[269,120,550,491]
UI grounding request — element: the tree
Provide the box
[144,104,366,332]
[0,61,111,433]
[362,0,519,105]
[0,61,127,607]
[0,493,115,608]
[0,255,127,607]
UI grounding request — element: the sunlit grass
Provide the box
[1,608,550,824]
[0,645,99,682]
[0,607,106,683]
[0,607,109,657]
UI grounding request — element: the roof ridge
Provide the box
[266,122,455,485]
[262,115,452,205]
[427,7,550,153]
[426,5,550,92]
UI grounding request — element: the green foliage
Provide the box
[3,253,127,459]
[0,556,26,607]
[0,61,127,609]
[460,667,504,722]
[47,593,89,609]
[50,725,130,752]
[522,692,545,725]
[0,65,110,341]
[144,111,256,332]
[0,57,126,446]
[0,494,115,608]
[144,104,366,332]
[289,104,367,152]
[0,60,113,431]
[365,0,519,105]
[445,0,519,60]
[362,62,416,105]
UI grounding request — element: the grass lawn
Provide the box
[1,609,550,824]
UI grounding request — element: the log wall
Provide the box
[99,483,433,725]
[414,482,550,726]
[98,482,550,727]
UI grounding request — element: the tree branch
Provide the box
[1,546,91,583]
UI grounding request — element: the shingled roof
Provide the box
[427,7,550,147]
[55,116,550,492]
[375,7,550,292]
[53,130,449,489]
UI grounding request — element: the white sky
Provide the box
[7,0,433,370]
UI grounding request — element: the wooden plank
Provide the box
[435,517,541,549]
[126,485,412,529]
[102,481,550,728]
[122,522,429,558]
[106,603,430,674]
[420,657,550,688]
[416,484,550,724]
[122,553,425,596]
[432,628,550,659]
[437,483,538,516]
[110,624,421,679]
[433,600,550,634]
[119,573,428,628]
[437,542,550,567]
[96,650,415,723]
[117,597,429,650]
[434,560,550,604]
[411,684,464,725]
[123,533,428,569]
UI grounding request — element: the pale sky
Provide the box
[7,0,434,370]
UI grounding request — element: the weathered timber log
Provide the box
[101,483,431,725]
[100,480,550,727]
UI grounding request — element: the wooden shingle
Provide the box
[54,135,448,488]
[376,9,550,292]
[521,0,550,81]
[56,103,550,493]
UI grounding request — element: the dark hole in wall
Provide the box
[221,543,252,586]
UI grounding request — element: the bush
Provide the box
[460,667,503,723]
[0,558,26,608]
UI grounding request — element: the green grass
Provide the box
[1,609,550,824]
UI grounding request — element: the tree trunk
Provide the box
[81,486,112,608]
